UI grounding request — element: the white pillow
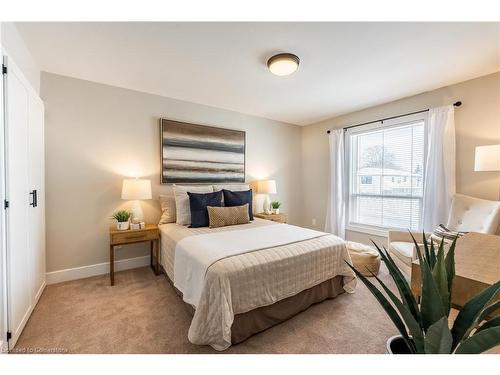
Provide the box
[158,195,176,224]
[173,184,214,225]
[212,183,250,192]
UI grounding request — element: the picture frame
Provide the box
[160,119,246,184]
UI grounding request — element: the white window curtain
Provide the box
[422,105,456,232]
[325,128,345,238]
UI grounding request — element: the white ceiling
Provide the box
[15,22,500,125]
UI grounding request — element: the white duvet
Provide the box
[174,223,327,307]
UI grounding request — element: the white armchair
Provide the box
[387,230,428,278]
[388,194,500,278]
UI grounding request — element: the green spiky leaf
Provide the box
[410,233,446,331]
[369,270,424,352]
[432,239,451,315]
[451,281,500,349]
[345,261,416,353]
[475,316,500,334]
[429,239,437,269]
[424,316,453,353]
[444,237,457,294]
[371,240,421,325]
[478,300,500,323]
[422,231,430,266]
[455,326,500,354]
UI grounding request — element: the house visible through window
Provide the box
[360,176,372,184]
[346,114,426,232]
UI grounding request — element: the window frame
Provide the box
[344,112,428,237]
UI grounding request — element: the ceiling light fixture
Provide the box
[267,53,300,76]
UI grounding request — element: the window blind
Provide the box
[347,119,425,231]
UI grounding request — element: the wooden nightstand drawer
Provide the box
[269,217,287,223]
[111,228,159,245]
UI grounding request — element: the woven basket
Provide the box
[346,241,381,277]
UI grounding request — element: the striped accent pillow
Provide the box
[207,204,250,228]
[430,224,467,243]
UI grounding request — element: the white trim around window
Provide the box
[345,112,428,236]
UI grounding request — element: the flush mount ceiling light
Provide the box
[267,53,300,76]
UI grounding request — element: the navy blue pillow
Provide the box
[188,191,223,228]
[222,189,253,220]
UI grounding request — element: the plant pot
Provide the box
[386,335,412,354]
[273,208,280,214]
[116,221,130,231]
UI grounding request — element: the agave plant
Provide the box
[346,233,500,353]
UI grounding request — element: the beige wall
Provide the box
[42,70,500,271]
[301,71,500,246]
[42,73,302,272]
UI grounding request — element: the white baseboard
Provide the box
[46,255,150,285]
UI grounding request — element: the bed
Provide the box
[159,218,356,351]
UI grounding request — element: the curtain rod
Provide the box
[326,101,462,134]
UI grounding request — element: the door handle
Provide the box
[29,190,37,207]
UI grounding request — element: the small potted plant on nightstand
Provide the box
[112,210,131,230]
[271,201,282,214]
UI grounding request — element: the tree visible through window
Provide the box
[347,117,425,231]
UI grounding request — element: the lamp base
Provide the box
[263,195,271,214]
[130,200,144,222]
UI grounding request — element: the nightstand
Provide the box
[109,224,160,286]
[254,212,288,223]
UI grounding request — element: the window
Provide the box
[346,114,426,233]
[360,176,372,184]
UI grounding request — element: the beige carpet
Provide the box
[14,265,401,354]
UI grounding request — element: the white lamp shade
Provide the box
[474,145,500,172]
[257,180,277,194]
[121,179,152,200]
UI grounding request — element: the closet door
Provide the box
[28,93,45,303]
[4,57,32,347]
[0,55,7,354]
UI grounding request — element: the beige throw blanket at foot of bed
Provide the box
[174,224,356,350]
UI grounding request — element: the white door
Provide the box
[0,54,8,354]
[4,56,33,347]
[28,93,45,304]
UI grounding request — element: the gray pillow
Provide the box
[212,184,250,205]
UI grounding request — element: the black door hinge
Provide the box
[4,200,9,209]
[2,64,6,75]
[6,331,11,341]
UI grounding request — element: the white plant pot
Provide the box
[273,208,280,214]
[117,221,130,231]
[386,335,412,354]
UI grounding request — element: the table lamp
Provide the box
[474,144,500,200]
[257,179,277,214]
[121,178,152,221]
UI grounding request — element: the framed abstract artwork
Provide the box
[160,119,246,184]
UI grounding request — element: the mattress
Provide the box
[159,219,356,350]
